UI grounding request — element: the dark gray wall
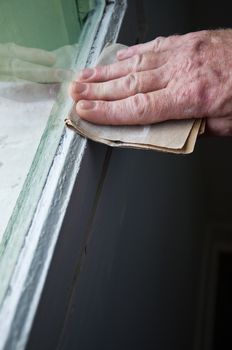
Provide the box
[26,1,232,350]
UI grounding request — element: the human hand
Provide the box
[0,43,77,83]
[70,29,232,136]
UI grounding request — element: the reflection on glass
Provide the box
[0,1,95,239]
[0,43,76,83]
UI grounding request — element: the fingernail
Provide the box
[78,68,94,80]
[79,100,96,110]
[74,82,87,93]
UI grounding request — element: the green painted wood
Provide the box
[0,0,94,50]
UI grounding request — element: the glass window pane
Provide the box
[0,0,104,302]
[0,0,94,48]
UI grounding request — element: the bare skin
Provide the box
[70,29,232,136]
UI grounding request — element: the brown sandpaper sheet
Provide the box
[65,43,204,154]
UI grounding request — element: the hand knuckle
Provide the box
[131,54,143,72]
[125,73,139,94]
[189,32,209,54]
[152,36,165,51]
[131,93,149,121]
[193,39,207,54]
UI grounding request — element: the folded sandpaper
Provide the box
[65,43,204,154]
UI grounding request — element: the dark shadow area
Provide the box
[213,252,232,350]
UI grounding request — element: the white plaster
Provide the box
[0,82,58,240]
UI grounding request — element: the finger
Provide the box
[75,90,184,125]
[0,43,56,66]
[76,51,168,83]
[0,57,74,83]
[70,67,168,101]
[117,35,180,60]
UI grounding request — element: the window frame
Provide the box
[0,1,127,349]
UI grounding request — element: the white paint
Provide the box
[0,127,86,350]
[0,82,58,240]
